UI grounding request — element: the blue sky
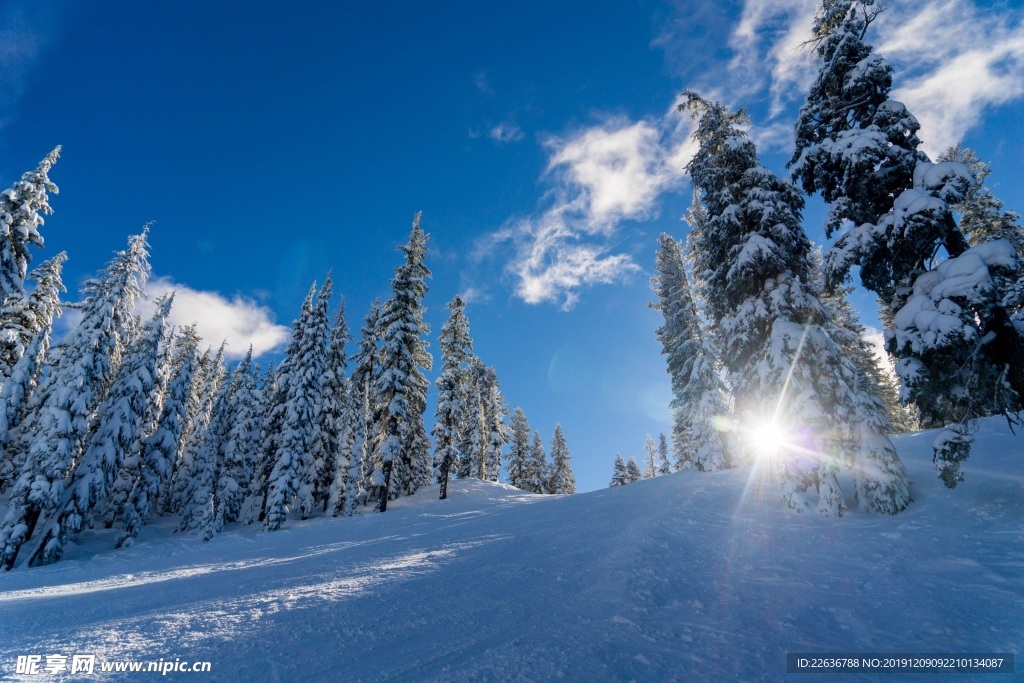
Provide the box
[2,0,1023,492]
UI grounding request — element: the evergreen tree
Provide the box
[680,92,909,515]
[29,297,169,566]
[506,408,532,491]
[265,283,324,530]
[651,232,729,471]
[939,146,1024,254]
[791,0,1024,484]
[0,253,67,492]
[118,325,201,547]
[0,230,149,569]
[241,360,278,524]
[300,274,334,516]
[216,346,261,530]
[352,300,382,510]
[547,424,575,495]
[481,368,509,483]
[433,295,472,500]
[656,433,672,476]
[458,359,486,480]
[179,341,231,540]
[374,214,432,511]
[625,457,643,484]
[319,300,354,515]
[168,344,224,514]
[0,147,60,301]
[643,434,657,478]
[609,453,628,487]
[527,430,548,494]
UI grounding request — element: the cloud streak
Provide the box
[479,118,695,309]
[140,277,290,360]
[721,0,1024,155]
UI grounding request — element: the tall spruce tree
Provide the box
[547,424,575,495]
[433,295,472,500]
[179,342,231,541]
[29,297,169,566]
[319,300,354,515]
[609,453,628,487]
[118,325,202,547]
[625,457,643,484]
[506,408,532,491]
[680,92,909,515]
[0,230,149,569]
[643,434,657,479]
[374,214,432,512]
[527,430,548,494]
[216,346,261,530]
[790,0,1023,485]
[651,232,729,471]
[458,359,486,480]
[299,274,334,516]
[265,283,324,530]
[656,433,672,476]
[352,300,382,510]
[0,253,67,493]
[0,147,60,301]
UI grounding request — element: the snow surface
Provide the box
[1,418,1022,681]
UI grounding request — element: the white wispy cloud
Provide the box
[140,277,290,359]
[479,118,695,309]
[721,0,1024,155]
[488,122,524,144]
[0,2,63,132]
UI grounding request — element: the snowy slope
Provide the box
[0,418,1022,682]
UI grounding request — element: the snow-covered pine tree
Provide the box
[98,306,174,530]
[625,457,643,484]
[300,273,334,516]
[656,433,671,476]
[609,453,628,487]
[791,0,1024,485]
[680,92,909,515]
[321,300,355,514]
[547,424,575,495]
[643,435,657,478]
[0,230,149,569]
[345,299,381,514]
[651,232,729,471]
[0,253,67,493]
[0,147,60,301]
[433,295,472,500]
[527,430,548,494]
[118,325,202,547]
[939,146,1024,254]
[458,359,486,480]
[168,343,225,515]
[264,283,324,530]
[374,214,432,511]
[241,360,278,524]
[506,408,532,491]
[482,370,509,483]
[179,341,232,540]
[216,346,261,530]
[28,297,169,566]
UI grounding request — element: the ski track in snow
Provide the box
[0,418,1022,681]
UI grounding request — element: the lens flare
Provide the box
[750,420,788,458]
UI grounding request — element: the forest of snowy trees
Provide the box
[642,0,1023,514]
[0,167,575,569]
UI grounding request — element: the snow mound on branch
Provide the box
[893,240,1018,353]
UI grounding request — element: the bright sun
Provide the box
[750,420,788,458]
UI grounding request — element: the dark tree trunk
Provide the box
[438,458,450,501]
[376,459,393,512]
[983,306,1024,405]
